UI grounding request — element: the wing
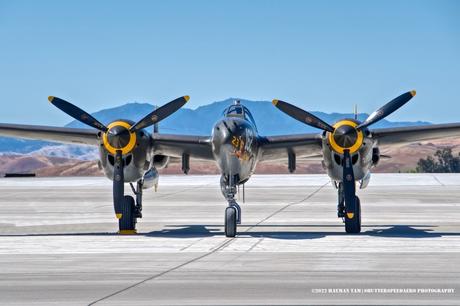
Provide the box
[258,133,323,161]
[152,133,214,160]
[0,123,99,145]
[372,123,460,145]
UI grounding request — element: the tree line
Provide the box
[416,148,460,173]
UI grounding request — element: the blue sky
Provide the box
[0,0,459,125]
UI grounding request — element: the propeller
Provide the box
[50,95,189,155]
[272,90,416,133]
[49,95,190,133]
[49,95,190,222]
[356,91,416,130]
[48,96,108,132]
[130,96,189,132]
[272,99,334,132]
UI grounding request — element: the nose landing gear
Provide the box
[221,175,241,237]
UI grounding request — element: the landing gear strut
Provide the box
[113,150,143,235]
[337,183,345,218]
[221,175,241,237]
[338,150,361,233]
[130,180,143,219]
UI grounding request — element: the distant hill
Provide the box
[0,98,431,158]
[66,98,430,135]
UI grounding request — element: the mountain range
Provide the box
[0,98,431,159]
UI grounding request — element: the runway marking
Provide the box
[88,181,329,305]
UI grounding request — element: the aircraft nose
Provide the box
[212,119,244,149]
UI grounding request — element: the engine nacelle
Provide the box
[142,167,159,189]
[97,119,154,183]
[152,154,170,169]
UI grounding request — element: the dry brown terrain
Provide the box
[374,137,460,172]
[0,155,101,177]
[1,137,459,176]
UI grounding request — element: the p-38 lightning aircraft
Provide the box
[1,92,460,236]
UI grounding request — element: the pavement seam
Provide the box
[153,182,215,199]
[432,174,445,186]
[247,237,265,252]
[87,237,235,305]
[179,237,205,251]
[245,181,330,230]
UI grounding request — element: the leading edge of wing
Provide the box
[0,123,99,145]
[372,122,460,145]
[152,133,214,160]
[258,133,323,161]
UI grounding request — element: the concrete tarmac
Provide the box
[0,174,459,305]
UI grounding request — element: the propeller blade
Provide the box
[113,150,124,218]
[130,96,189,132]
[49,96,108,132]
[272,99,334,133]
[356,90,416,130]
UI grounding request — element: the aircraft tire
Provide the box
[119,195,136,233]
[345,196,361,234]
[225,206,237,237]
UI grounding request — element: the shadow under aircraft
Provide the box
[2,92,460,237]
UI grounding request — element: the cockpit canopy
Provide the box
[222,101,257,127]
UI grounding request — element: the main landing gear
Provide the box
[337,182,361,233]
[221,175,241,237]
[337,150,361,233]
[116,180,143,234]
[113,150,143,235]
